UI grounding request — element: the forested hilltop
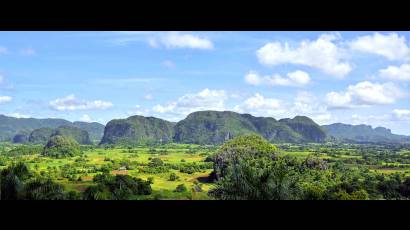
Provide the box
[1,111,409,146]
[100,111,409,146]
[0,115,105,143]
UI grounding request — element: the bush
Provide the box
[175,184,187,193]
[84,174,152,200]
[42,135,82,158]
[148,158,164,167]
[169,172,179,181]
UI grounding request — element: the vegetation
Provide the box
[42,135,82,158]
[100,115,174,146]
[83,173,152,200]
[52,125,92,145]
[0,127,410,200]
[323,123,410,143]
[209,135,410,200]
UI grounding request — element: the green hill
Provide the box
[174,111,311,145]
[100,115,174,146]
[29,126,92,145]
[42,135,82,158]
[51,125,92,145]
[72,121,105,143]
[28,128,55,145]
[322,123,410,143]
[279,116,327,142]
[0,115,71,142]
[0,114,104,143]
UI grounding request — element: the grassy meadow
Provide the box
[1,141,410,200]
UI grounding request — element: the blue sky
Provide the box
[0,31,409,135]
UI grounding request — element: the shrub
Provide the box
[42,135,82,158]
[175,184,187,193]
[169,172,179,181]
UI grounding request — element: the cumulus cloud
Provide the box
[49,94,113,111]
[232,91,333,124]
[152,88,226,120]
[244,70,310,87]
[7,113,30,118]
[148,32,213,50]
[144,94,153,100]
[0,46,7,54]
[233,93,286,117]
[20,48,36,56]
[326,81,404,109]
[349,32,410,61]
[256,33,351,78]
[128,105,151,116]
[161,60,175,68]
[379,64,410,81]
[393,109,410,120]
[79,114,92,122]
[0,96,12,103]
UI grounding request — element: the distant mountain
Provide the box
[322,123,410,143]
[12,131,30,144]
[100,115,175,145]
[28,128,54,145]
[174,111,305,145]
[0,115,72,142]
[72,121,105,142]
[279,116,327,142]
[52,125,92,145]
[28,126,92,145]
[0,114,104,143]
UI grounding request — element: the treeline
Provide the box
[0,162,153,200]
[208,135,410,200]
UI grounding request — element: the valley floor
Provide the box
[1,142,410,200]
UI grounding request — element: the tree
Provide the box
[24,178,66,200]
[169,172,179,181]
[213,134,278,180]
[42,135,82,158]
[209,135,301,200]
[175,184,187,193]
[83,174,152,200]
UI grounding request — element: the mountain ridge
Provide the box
[0,114,104,142]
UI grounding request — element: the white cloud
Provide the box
[233,91,332,124]
[79,114,92,122]
[350,32,410,61]
[49,94,113,111]
[0,96,12,103]
[20,48,36,56]
[326,81,404,109]
[161,60,175,68]
[128,105,151,116]
[152,88,226,120]
[256,33,351,78]
[393,109,410,120]
[379,64,410,81]
[233,93,286,118]
[245,70,310,87]
[0,46,7,54]
[7,112,30,118]
[148,32,213,50]
[144,94,153,100]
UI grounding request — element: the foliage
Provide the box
[174,184,187,193]
[83,173,152,200]
[100,115,174,146]
[42,135,82,158]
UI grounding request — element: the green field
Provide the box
[2,142,410,200]
[0,144,215,200]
